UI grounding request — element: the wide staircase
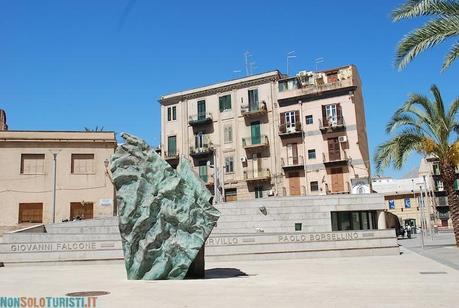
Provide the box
[0,195,399,264]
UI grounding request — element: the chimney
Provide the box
[0,109,8,131]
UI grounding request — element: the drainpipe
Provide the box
[270,80,279,196]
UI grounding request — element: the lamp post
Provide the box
[51,153,58,224]
[412,178,424,249]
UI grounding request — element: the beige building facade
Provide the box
[0,131,117,226]
[159,65,371,201]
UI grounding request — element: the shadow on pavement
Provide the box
[205,268,249,279]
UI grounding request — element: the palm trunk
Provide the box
[440,162,459,247]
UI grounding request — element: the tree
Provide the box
[392,0,459,71]
[374,85,459,246]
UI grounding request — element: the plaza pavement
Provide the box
[1,244,458,308]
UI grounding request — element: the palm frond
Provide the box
[395,16,459,70]
[392,0,459,21]
[442,41,459,69]
[374,130,425,172]
[447,96,459,126]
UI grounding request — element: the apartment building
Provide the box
[0,130,117,226]
[419,157,456,228]
[159,65,371,201]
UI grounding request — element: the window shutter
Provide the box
[294,110,299,123]
[167,108,171,121]
[280,112,285,125]
[219,97,224,112]
[337,103,342,119]
[322,105,326,120]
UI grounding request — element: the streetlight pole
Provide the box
[412,179,424,249]
[52,153,57,224]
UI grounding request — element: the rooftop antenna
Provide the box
[287,51,296,76]
[249,62,257,75]
[244,51,252,76]
[315,57,324,71]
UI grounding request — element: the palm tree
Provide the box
[374,85,459,246]
[392,0,459,71]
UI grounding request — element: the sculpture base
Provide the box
[185,246,205,279]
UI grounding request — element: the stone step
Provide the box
[0,229,398,264]
[46,225,119,234]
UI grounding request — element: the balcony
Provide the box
[244,169,271,183]
[189,143,214,158]
[277,72,355,102]
[241,101,267,119]
[323,152,349,166]
[281,155,304,170]
[164,152,180,166]
[188,113,213,126]
[278,122,302,137]
[319,117,345,132]
[438,212,450,220]
[242,135,269,150]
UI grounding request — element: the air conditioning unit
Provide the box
[240,156,247,163]
[338,136,348,143]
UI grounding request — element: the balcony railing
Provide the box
[188,113,213,126]
[242,135,269,149]
[189,143,214,158]
[241,101,267,118]
[319,116,345,131]
[164,151,179,160]
[278,122,302,136]
[438,212,450,220]
[323,151,349,165]
[244,169,271,182]
[281,155,304,169]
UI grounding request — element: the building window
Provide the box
[224,125,233,144]
[436,180,444,191]
[305,115,313,125]
[167,136,177,156]
[71,154,95,174]
[295,223,302,231]
[18,203,43,223]
[20,154,45,174]
[331,211,377,231]
[310,181,319,192]
[167,106,177,121]
[219,94,232,112]
[225,156,234,173]
[308,149,316,160]
[248,89,259,111]
[255,186,263,198]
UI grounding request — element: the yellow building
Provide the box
[159,65,371,201]
[0,130,117,226]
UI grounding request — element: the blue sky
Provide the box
[1,0,458,178]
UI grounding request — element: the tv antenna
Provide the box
[244,51,253,76]
[315,57,324,71]
[287,51,296,75]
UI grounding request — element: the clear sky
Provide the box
[1,0,458,178]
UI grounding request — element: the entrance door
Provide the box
[70,202,94,220]
[197,100,206,120]
[252,153,261,177]
[330,168,344,193]
[198,161,208,183]
[328,138,341,161]
[288,172,301,196]
[19,203,43,223]
[285,111,296,133]
[251,121,261,145]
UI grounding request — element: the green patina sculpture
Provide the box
[110,133,220,280]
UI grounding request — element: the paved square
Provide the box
[1,246,458,308]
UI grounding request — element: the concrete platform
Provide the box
[0,247,457,308]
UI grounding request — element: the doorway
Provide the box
[330,167,344,193]
[288,172,301,196]
[251,121,261,145]
[328,138,341,161]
